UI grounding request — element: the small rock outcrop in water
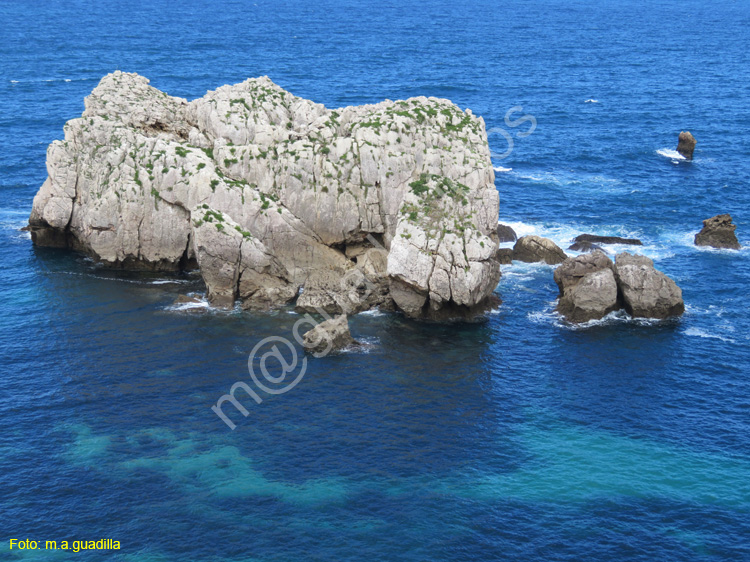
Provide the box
[567,240,603,253]
[554,251,618,322]
[496,223,517,243]
[676,131,696,160]
[614,252,684,319]
[571,234,642,246]
[553,250,684,322]
[495,248,514,265]
[513,235,567,264]
[28,72,501,321]
[694,214,741,250]
[302,315,358,354]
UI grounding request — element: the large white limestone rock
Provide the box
[29,71,500,319]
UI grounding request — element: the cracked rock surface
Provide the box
[29,72,500,319]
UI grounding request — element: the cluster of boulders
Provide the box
[493,219,742,323]
[492,211,743,324]
[494,224,568,265]
[494,225,648,266]
[554,251,684,322]
[498,211,742,260]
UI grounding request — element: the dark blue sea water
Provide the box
[1,1,749,560]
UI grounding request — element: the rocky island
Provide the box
[694,214,741,250]
[27,72,696,328]
[29,72,501,321]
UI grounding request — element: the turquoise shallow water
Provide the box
[1,1,750,561]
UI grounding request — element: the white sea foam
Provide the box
[359,309,386,317]
[149,279,191,285]
[497,219,686,263]
[493,166,512,172]
[657,148,686,161]
[56,270,194,286]
[499,220,542,238]
[166,295,210,312]
[515,173,549,182]
[9,77,93,85]
[691,241,749,255]
[499,270,536,282]
[342,337,378,353]
[688,305,727,319]
[684,327,735,344]
[116,277,191,285]
[7,229,32,243]
[584,99,599,103]
[527,307,561,326]
[507,170,622,192]
[0,211,32,242]
[529,306,666,330]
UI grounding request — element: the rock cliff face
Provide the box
[29,72,500,320]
